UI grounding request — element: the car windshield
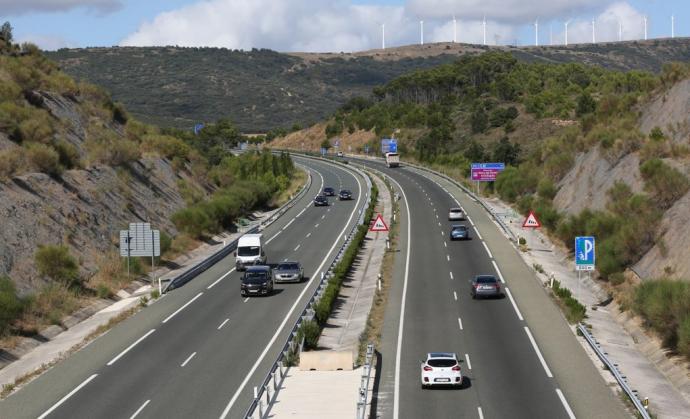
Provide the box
[453,226,467,231]
[476,276,497,284]
[277,263,299,271]
[428,359,457,368]
[324,188,333,191]
[244,272,268,283]
[237,246,260,256]
[316,196,326,201]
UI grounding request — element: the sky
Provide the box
[1,0,687,52]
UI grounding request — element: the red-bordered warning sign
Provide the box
[522,211,541,228]
[370,214,389,232]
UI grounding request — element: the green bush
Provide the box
[53,140,81,170]
[35,245,81,288]
[142,134,192,161]
[26,143,62,176]
[552,280,586,323]
[298,320,321,350]
[171,207,214,238]
[640,158,690,209]
[0,276,24,335]
[634,279,690,352]
[0,147,26,179]
[678,317,690,359]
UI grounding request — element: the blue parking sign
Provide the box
[575,236,595,271]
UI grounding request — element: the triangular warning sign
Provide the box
[370,214,389,232]
[522,211,541,228]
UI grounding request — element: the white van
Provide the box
[234,233,266,271]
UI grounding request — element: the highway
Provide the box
[353,157,627,419]
[0,156,366,419]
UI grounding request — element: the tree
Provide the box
[576,92,597,116]
[492,137,521,166]
[0,276,23,335]
[464,141,486,162]
[0,22,12,43]
[470,107,488,134]
[320,138,331,150]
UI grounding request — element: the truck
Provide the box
[385,152,400,168]
[234,233,266,271]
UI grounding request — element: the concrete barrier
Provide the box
[299,351,354,371]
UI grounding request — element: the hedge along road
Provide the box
[352,157,628,419]
[0,156,365,419]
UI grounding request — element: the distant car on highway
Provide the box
[336,151,344,157]
[448,207,465,221]
[323,187,336,196]
[470,275,502,299]
[314,195,329,207]
[273,261,304,283]
[420,352,463,388]
[338,189,352,200]
[449,225,470,241]
[241,265,274,297]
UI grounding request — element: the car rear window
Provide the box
[450,208,462,213]
[476,276,497,284]
[278,263,299,270]
[428,359,457,368]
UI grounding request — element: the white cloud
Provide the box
[121,0,647,51]
[0,0,122,16]
[16,34,77,51]
[553,2,645,45]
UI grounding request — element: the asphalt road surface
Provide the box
[0,156,366,419]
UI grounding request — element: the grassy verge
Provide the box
[356,173,397,363]
[270,168,307,207]
[550,279,587,324]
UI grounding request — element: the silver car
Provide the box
[470,275,503,299]
[273,261,304,283]
[448,207,465,221]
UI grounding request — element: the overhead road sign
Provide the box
[370,214,389,232]
[575,236,595,271]
[522,211,541,228]
[381,138,398,154]
[471,162,505,182]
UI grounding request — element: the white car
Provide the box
[448,207,465,221]
[420,352,463,388]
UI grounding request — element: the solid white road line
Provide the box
[453,291,458,301]
[458,317,463,330]
[478,407,484,419]
[306,232,311,238]
[556,389,576,419]
[482,241,493,259]
[390,177,412,419]
[524,326,553,378]
[465,353,472,370]
[129,399,150,419]
[491,261,505,283]
[450,272,454,280]
[505,287,524,321]
[294,244,301,251]
[473,226,483,240]
[37,374,98,419]
[107,329,156,366]
[207,268,236,289]
[321,215,325,219]
[162,292,203,324]
[467,215,474,226]
[218,318,230,330]
[219,163,364,419]
[180,351,197,367]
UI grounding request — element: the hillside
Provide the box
[45,38,690,132]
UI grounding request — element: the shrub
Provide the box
[634,279,690,350]
[171,207,214,238]
[35,245,81,287]
[678,317,690,359]
[26,283,79,325]
[142,134,192,161]
[0,147,26,179]
[0,276,24,335]
[537,178,557,200]
[53,140,81,170]
[17,110,54,144]
[26,143,62,176]
[298,320,320,350]
[576,92,596,116]
[640,158,689,209]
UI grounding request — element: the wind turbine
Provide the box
[453,15,457,43]
[482,16,487,45]
[618,20,622,42]
[643,15,647,40]
[592,19,596,43]
[420,20,424,45]
[382,23,385,49]
[549,24,553,46]
[564,20,570,46]
[671,14,675,38]
[534,19,539,46]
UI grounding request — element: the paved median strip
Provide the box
[162,292,203,324]
[37,373,98,419]
[107,329,156,366]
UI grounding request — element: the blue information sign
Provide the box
[575,236,595,271]
[320,147,327,156]
[381,138,398,154]
[193,123,205,135]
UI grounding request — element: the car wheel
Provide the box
[471,292,476,300]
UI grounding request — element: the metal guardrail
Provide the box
[356,343,375,419]
[244,154,373,419]
[162,166,312,293]
[578,323,651,419]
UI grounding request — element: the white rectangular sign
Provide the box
[120,223,160,257]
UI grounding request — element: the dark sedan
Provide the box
[323,187,336,196]
[470,275,502,299]
[241,266,274,297]
[338,189,353,200]
[314,195,329,206]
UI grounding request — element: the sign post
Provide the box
[575,236,596,301]
[120,223,161,283]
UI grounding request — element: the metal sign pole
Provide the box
[578,270,581,301]
[127,231,131,279]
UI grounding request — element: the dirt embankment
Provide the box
[269,123,377,153]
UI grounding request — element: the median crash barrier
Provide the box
[299,350,353,371]
[356,343,375,419]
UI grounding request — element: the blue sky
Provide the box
[2,0,687,51]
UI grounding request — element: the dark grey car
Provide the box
[273,261,304,283]
[241,266,274,297]
[470,275,503,299]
